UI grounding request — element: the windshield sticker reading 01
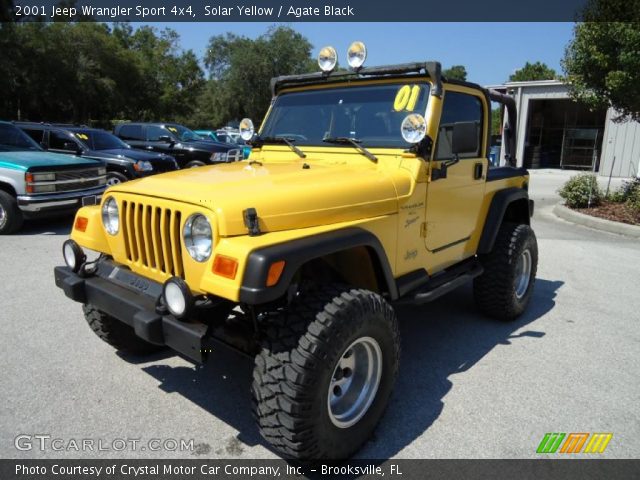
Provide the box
[394,85,421,112]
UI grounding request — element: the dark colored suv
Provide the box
[17,123,178,186]
[113,122,242,168]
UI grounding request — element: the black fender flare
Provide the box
[239,227,398,304]
[478,188,532,254]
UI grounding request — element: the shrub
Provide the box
[626,179,640,213]
[558,173,603,208]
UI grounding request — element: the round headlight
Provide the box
[347,41,367,70]
[183,214,212,262]
[401,113,427,144]
[317,46,337,72]
[239,118,255,142]
[101,197,119,235]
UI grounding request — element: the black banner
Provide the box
[5,0,613,22]
[2,459,640,480]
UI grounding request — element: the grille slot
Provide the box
[122,200,184,278]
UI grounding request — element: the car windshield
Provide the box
[166,124,202,142]
[260,82,430,148]
[0,124,43,152]
[75,130,130,150]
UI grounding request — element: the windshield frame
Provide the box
[260,79,431,150]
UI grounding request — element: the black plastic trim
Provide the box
[477,188,530,254]
[239,227,398,304]
[486,166,528,182]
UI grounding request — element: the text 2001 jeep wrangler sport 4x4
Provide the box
[55,43,537,460]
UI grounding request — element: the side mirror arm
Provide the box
[431,154,460,181]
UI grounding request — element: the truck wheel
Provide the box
[185,160,205,168]
[83,304,164,355]
[106,172,128,186]
[252,286,400,459]
[474,223,538,321]
[0,190,24,235]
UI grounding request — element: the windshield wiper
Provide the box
[260,136,306,158]
[322,137,377,162]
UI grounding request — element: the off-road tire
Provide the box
[474,222,538,321]
[251,285,400,460]
[83,304,164,354]
[185,160,206,168]
[106,171,128,186]
[0,190,24,235]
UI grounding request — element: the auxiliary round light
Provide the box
[239,118,255,141]
[183,214,213,262]
[346,41,367,70]
[101,196,119,235]
[163,277,193,319]
[401,113,427,144]
[317,46,337,72]
[62,239,86,273]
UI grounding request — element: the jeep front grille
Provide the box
[121,200,184,279]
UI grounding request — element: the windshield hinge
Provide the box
[420,222,428,238]
[243,208,261,236]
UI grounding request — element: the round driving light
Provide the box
[163,278,193,318]
[239,118,255,141]
[401,113,427,144]
[317,46,337,72]
[101,197,119,235]
[347,41,367,70]
[183,214,213,262]
[62,239,86,273]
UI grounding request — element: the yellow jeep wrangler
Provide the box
[55,43,537,460]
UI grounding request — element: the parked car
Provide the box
[16,123,178,186]
[0,121,106,234]
[114,123,242,168]
[194,129,252,159]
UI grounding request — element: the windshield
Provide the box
[75,130,129,150]
[260,82,430,148]
[0,124,43,152]
[166,124,202,142]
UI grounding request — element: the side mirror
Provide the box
[158,135,173,144]
[451,121,479,155]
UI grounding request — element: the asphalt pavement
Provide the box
[1,169,638,460]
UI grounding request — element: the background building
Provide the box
[488,80,640,178]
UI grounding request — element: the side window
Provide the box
[118,124,143,141]
[49,131,78,152]
[146,126,168,141]
[435,91,483,160]
[23,128,44,144]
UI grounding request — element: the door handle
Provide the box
[474,162,483,180]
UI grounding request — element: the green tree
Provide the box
[562,0,640,121]
[509,61,557,82]
[443,65,467,81]
[202,26,315,127]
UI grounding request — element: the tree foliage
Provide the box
[509,62,557,82]
[442,65,467,81]
[562,0,640,121]
[201,26,316,127]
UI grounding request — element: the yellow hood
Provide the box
[109,158,408,236]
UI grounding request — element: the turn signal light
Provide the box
[25,173,34,193]
[74,216,89,232]
[212,255,238,279]
[266,261,286,287]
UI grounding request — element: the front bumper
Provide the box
[18,186,105,217]
[54,260,208,363]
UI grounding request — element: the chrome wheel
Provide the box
[514,249,532,299]
[106,176,122,186]
[328,336,382,429]
[0,203,6,230]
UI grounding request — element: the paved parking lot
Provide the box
[1,170,638,459]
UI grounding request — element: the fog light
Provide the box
[63,240,86,273]
[163,277,193,318]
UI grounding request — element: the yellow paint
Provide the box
[69,74,528,302]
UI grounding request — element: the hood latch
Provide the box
[243,208,261,236]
